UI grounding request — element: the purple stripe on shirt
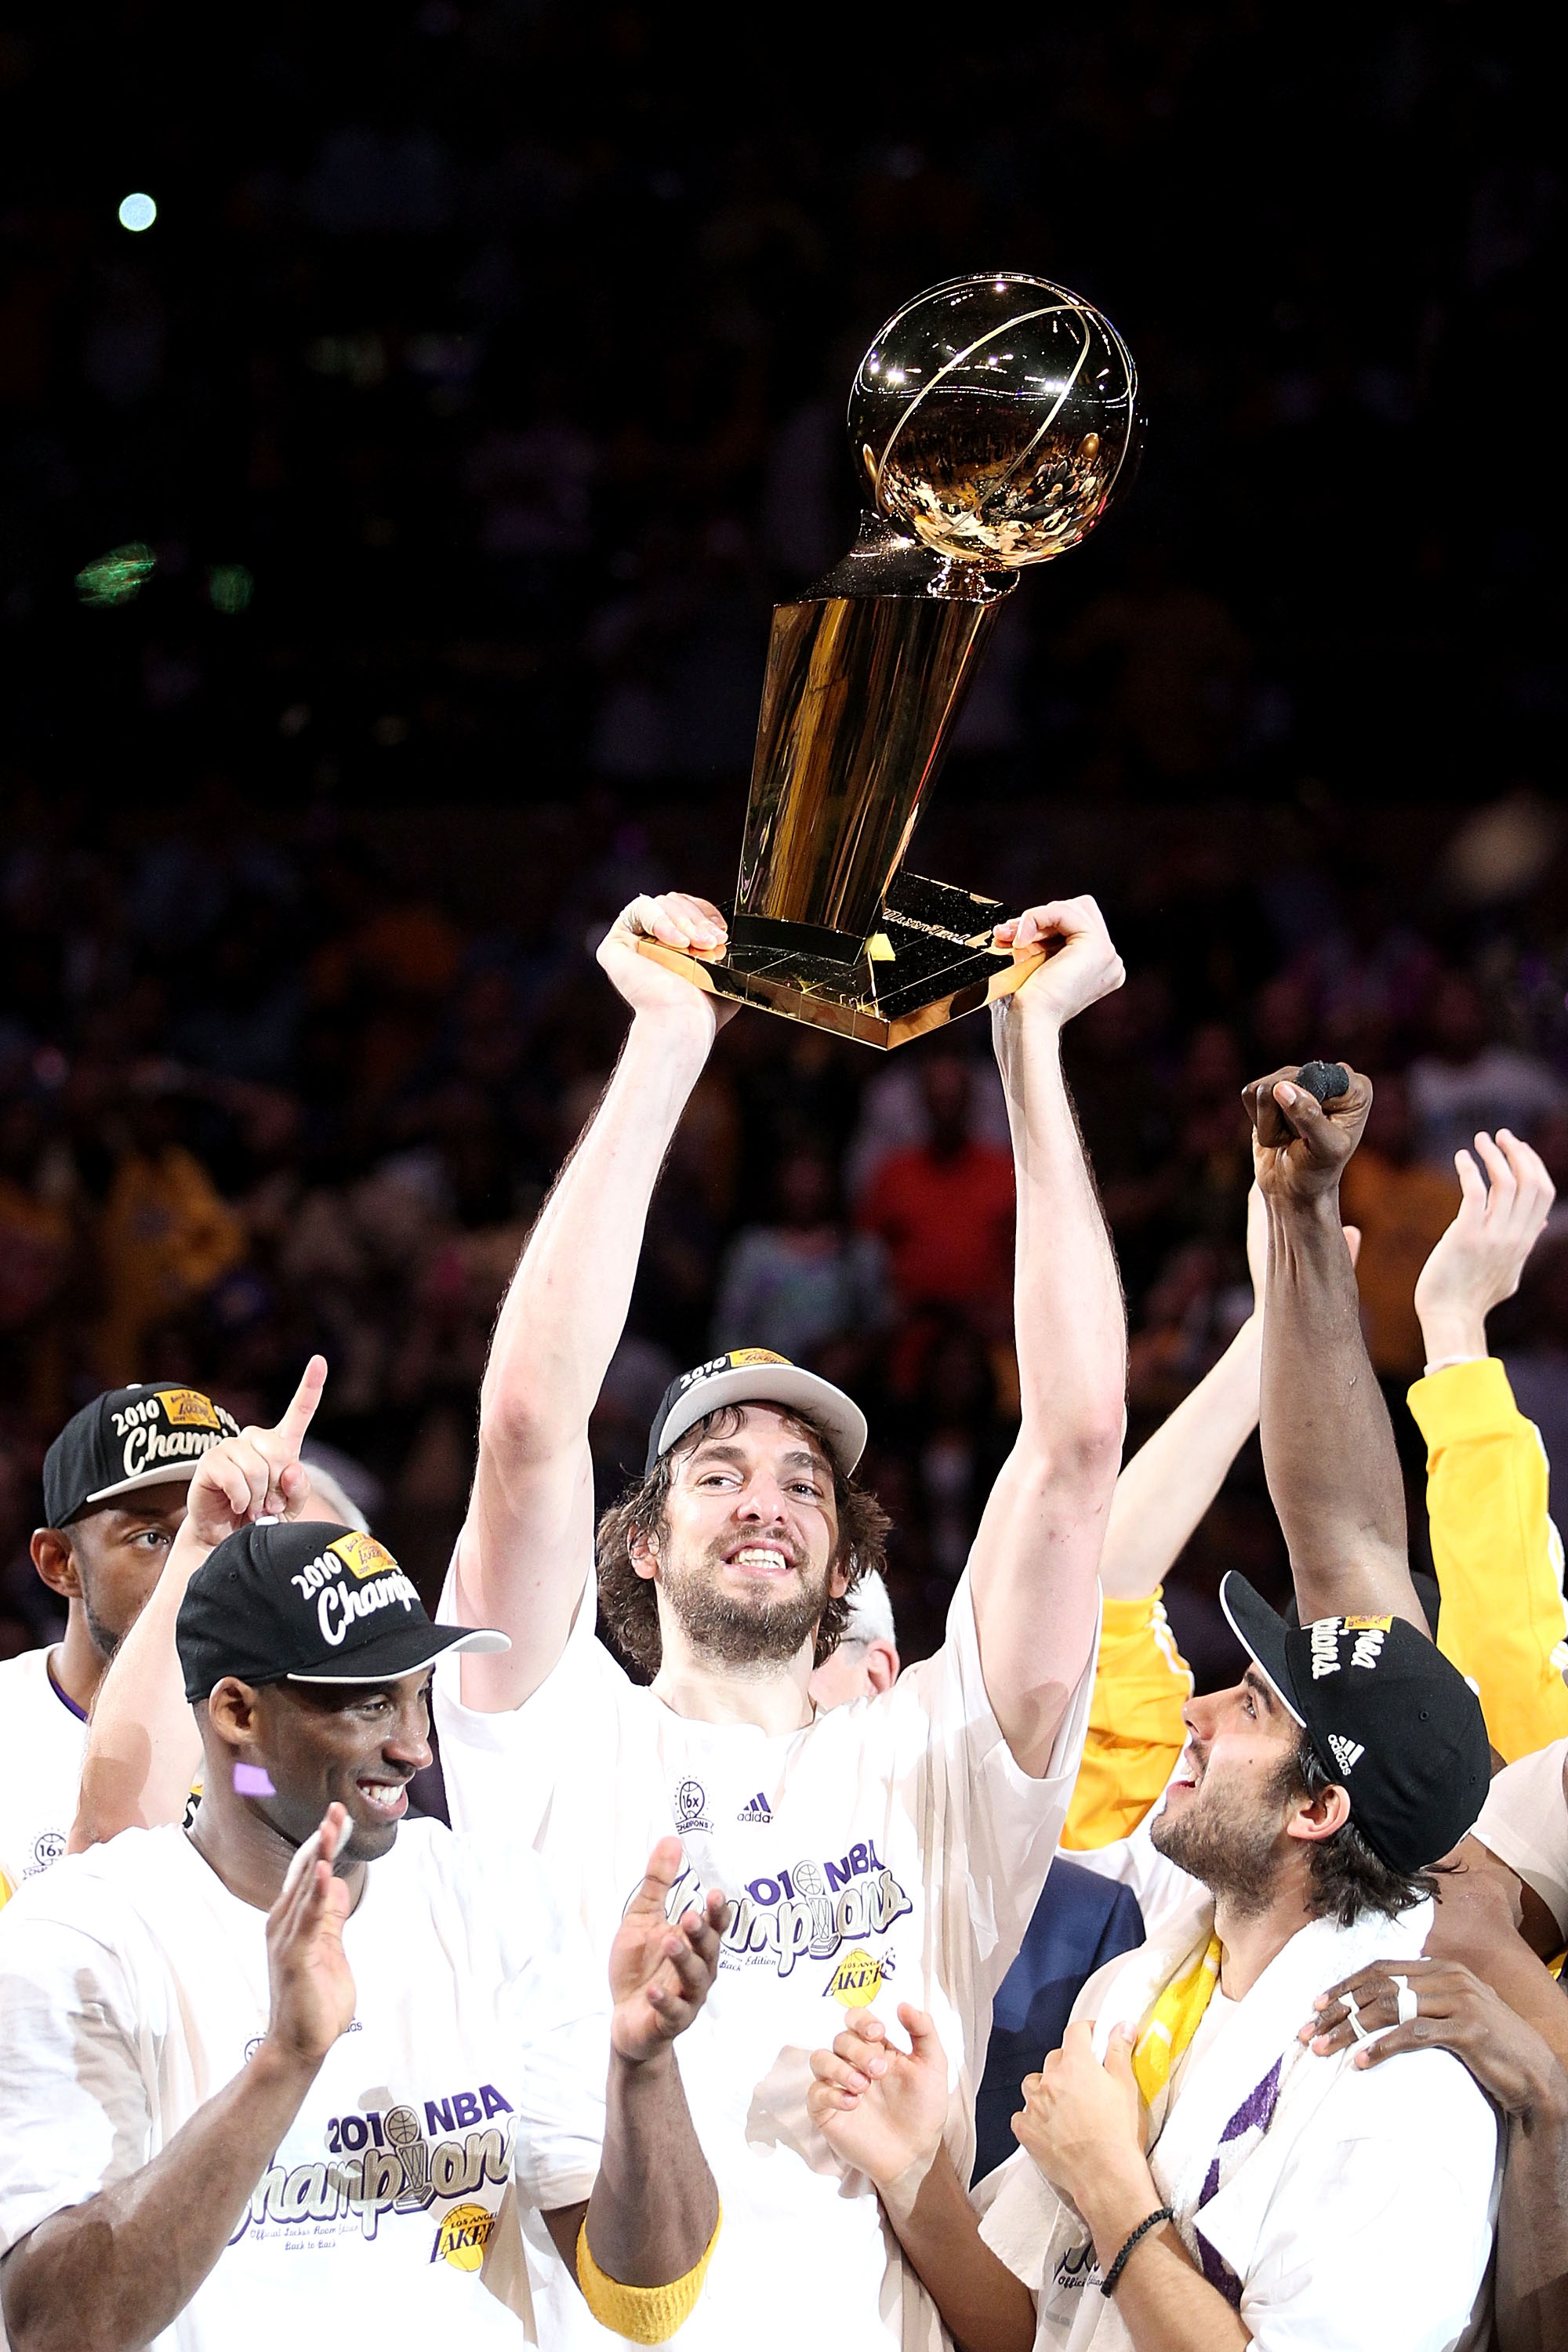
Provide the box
[45,1657,89,1722]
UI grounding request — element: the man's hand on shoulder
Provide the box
[995,895,1125,1027]
[1244,1062,1371,1206]
[597,893,739,1038]
[1307,1955,1568,2122]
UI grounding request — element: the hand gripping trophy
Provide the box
[637,272,1141,1047]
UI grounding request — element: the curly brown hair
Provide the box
[595,1403,891,1676]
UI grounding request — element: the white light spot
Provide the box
[118,192,157,232]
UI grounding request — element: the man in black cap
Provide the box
[806,1063,1501,2352]
[1,1374,376,1904]
[0,1473,728,2352]
[0,1381,242,1904]
[430,887,1130,2350]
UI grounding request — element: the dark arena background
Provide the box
[2,2,1563,1682]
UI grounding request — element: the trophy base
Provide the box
[635,873,1045,1050]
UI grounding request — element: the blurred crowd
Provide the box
[0,2,1559,801]
[0,0,1563,1670]
[4,787,1566,1678]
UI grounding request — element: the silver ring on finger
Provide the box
[1391,1973,1418,2027]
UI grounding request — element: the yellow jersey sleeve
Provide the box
[1409,1356,1568,1763]
[1062,1588,1193,1849]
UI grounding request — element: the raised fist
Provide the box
[1243,1064,1372,1203]
[596,893,739,1036]
[996,895,1126,1026]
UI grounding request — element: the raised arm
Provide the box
[452,895,732,1711]
[1099,1186,1269,1602]
[1099,1187,1362,1600]
[70,1360,328,1849]
[1246,1063,1426,1629]
[1064,1194,1262,1848]
[1407,1130,1566,1759]
[969,898,1130,1777]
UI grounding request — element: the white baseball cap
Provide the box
[645,1348,867,1477]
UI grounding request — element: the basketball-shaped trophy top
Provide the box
[848,274,1141,568]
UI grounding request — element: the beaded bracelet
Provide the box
[1099,2205,1174,2298]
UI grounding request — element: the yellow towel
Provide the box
[1131,1933,1223,2107]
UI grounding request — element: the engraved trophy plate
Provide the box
[639,272,1140,1047]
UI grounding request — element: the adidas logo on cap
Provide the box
[1327,1733,1365,1776]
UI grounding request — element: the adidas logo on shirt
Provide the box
[1327,1733,1365,1776]
[737,1791,773,1823]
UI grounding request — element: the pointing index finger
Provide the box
[272,1356,328,1454]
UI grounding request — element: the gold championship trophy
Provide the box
[637,274,1141,1047]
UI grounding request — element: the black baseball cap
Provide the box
[1220,1571,1490,1874]
[646,1348,868,1478]
[176,1519,509,1703]
[44,1384,242,1527]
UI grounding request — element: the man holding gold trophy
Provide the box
[431,274,1142,2348]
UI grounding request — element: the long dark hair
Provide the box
[595,1403,891,1675]
[1276,1733,1444,1928]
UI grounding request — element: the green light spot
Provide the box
[74,543,156,608]
[207,564,254,615]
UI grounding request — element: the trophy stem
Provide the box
[735,587,1006,956]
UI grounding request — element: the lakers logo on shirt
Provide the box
[827,1948,886,2007]
[432,2202,494,2270]
[329,1531,398,1581]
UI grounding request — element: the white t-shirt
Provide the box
[1472,1736,1568,1939]
[0,1646,89,1903]
[1057,1807,1500,2350]
[0,1819,606,2350]
[435,1565,1097,2352]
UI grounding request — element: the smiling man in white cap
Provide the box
[430,886,1130,2350]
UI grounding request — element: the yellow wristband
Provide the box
[576,2205,721,2344]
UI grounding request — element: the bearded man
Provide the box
[430,887,1130,2349]
[806,1064,1501,2352]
